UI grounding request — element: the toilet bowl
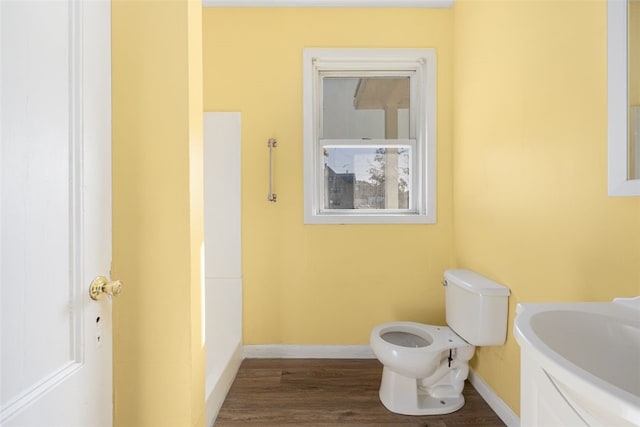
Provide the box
[370,321,475,415]
[370,322,470,378]
[370,269,511,416]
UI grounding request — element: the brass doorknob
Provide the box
[89,276,123,300]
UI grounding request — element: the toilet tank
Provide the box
[444,269,511,346]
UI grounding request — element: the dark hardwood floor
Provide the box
[214,359,506,426]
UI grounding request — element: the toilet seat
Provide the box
[372,321,468,354]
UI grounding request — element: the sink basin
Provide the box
[514,297,640,427]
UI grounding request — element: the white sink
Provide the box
[514,297,640,427]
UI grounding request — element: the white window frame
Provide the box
[303,48,437,224]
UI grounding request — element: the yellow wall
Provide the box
[453,0,640,415]
[203,8,455,344]
[112,0,205,425]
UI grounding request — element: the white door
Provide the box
[0,1,113,426]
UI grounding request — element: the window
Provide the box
[303,48,436,224]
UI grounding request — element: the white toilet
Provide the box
[370,269,510,416]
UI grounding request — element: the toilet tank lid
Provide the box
[444,269,511,296]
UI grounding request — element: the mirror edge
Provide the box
[608,0,640,196]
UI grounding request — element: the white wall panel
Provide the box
[204,113,241,278]
[203,112,242,426]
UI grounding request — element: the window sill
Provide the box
[204,0,454,8]
[304,212,436,225]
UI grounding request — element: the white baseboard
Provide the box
[243,344,375,359]
[468,369,520,427]
[205,342,244,427]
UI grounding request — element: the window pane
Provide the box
[323,146,411,210]
[322,77,410,139]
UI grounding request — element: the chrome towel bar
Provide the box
[268,138,277,202]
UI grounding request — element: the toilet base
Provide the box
[378,367,465,416]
